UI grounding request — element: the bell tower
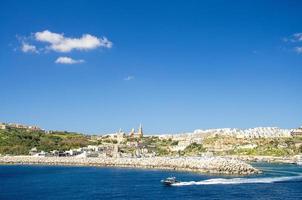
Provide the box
[130,128,135,137]
[138,124,143,138]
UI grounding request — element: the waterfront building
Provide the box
[29,147,38,155]
[50,150,59,156]
[32,151,46,157]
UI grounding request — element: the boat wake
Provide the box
[172,174,302,186]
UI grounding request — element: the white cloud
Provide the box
[35,30,112,52]
[21,42,38,53]
[294,47,302,54]
[124,76,135,81]
[55,56,85,64]
[293,33,302,42]
[35,30,64,44]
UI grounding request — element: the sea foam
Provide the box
[172,175,302,186]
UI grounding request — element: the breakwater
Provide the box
[225,155,300,164]
[0,156,260,175]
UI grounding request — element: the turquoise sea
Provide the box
[0,163,301,200]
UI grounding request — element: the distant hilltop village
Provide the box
[167,127,299,140]
[0,122,41,131]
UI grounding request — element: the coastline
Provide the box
[226,155,300,164]
[0,156,260,175]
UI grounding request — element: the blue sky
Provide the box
[0,0,301,134]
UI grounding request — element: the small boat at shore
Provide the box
[161,177,179,186]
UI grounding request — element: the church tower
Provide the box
[130,128,135,138]
[138,124,143,138]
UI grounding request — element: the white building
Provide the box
[0,123,6,130]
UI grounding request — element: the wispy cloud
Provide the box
[284,33,302,43]
[284,33,302,55]
[124,76,135,81]
[294,47,302,54]
[35,30,112,52]
[292,33,302,42]
[55,56,85,64]
[21,42,38,53]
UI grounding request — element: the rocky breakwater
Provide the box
[0,156,260,175]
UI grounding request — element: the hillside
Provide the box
[0,128,93,155]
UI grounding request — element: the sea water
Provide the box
[0,162,301,200]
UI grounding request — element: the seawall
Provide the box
[0,156,260,175]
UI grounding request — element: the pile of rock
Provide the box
[0,156,260,175]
